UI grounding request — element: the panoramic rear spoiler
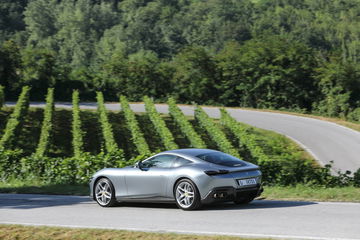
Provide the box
[229,166,260,174]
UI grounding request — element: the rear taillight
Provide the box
[204,170,229,176]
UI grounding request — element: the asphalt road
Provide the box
[7,101,360,173]
[0,194,359,240]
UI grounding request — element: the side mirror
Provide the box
[135,161,144,170]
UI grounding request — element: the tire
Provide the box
[174,179,201,210]
[94,178,117,207]
[234,196,255,205]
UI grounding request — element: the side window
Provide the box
[141,154,177,168]
[173,157,192,168]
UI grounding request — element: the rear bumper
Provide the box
[201,184,263,204]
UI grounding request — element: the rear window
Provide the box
[196,152,246,167]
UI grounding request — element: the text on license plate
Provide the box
[238,178,257,186]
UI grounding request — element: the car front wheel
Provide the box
[174,179,201,210]
[94,178,117,207]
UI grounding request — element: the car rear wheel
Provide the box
[94,178,117,207]
[174,179,201,210]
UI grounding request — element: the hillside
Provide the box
[0,0,359,121]
[1,87,359,188]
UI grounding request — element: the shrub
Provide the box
[144,96,178,150]
[0,86,30,149]
[168,97,206,148]
[347,108,360,122]
[220,108,269,163]
[72,90,84,158]
[0,148,24,180]
[96,92,118,153]
[195,106,239,157]
[120,95,150,154]
[21,150,129,184]
[35,88,54,157]
[354,168,360,187]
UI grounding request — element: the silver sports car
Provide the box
[90,149,263,210]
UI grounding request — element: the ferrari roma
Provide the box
[90,149,263,210]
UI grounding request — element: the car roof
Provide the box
[163,148,219,157]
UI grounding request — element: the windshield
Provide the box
[196,152,246,167]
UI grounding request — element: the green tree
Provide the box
[171,46,218,104]
[216,37,319,110]
[314,57,360,117]
[21,47,58,99]
[0,0,28,43]
[24,0,58,49]
[0,40,22,93]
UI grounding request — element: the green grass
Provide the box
[262,185,360,202]
[0,225,268,240]
[0,179,88,196]
[1,179,359,202]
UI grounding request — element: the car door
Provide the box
[124,154,177,198]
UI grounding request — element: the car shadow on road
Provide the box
[0,194,91,209]
[203,199,317,211]
[118,199,317,210]
[0,194,317,210]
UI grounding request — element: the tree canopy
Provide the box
[0,0,360,120]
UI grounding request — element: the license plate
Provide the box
[238,178,257,186]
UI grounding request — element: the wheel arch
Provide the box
[173,176,198,195]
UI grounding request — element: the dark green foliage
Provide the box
[314,58,360,117]
[0,148,23,180]
[215,38,318,110]
[136,113,164,152]
[21,48,58,100]
[0,0,27,42]
[195,106,239,158]
[120,95,150,155]
[0,41,22,93]
[48,109,73,157]
[72,90,84,158]
[144,96,178,150]
[170,46,218,105]
[167,97,206,148]
[354,168,360,187]
[0,85,4,109]
[348,108,360,123]
[16,108,42,155]
[1,0,360,118]
[35,88,54,157]
[96,92,123,158]
[0,86,30,149]
[220,108,269,163]
[20,151,128,184]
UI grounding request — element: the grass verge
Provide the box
[262,185,360,202]
[0,225,266,240]
[0,179,88,196]
[1,180,359,202]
